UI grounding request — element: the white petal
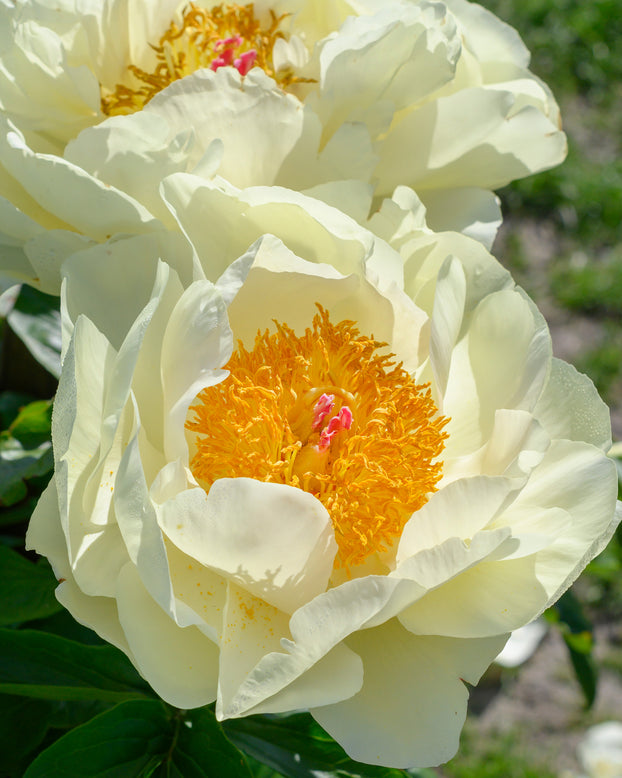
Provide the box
[217,582,363,718]
[144,68,307,189]
[160,280,232,462]
[534,357,612,450]
[0,118,159,239]
[157,478,337,614]
[116,562,218,709]
[419,187,502,249]
[25,479,69,580]
[429,254,466,399]
[397,475,514,562]
[514,440,619,603]
[442,288,551,457]
[398,554,548,638]
[311,619,508,768]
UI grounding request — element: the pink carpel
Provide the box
[318,406,353,453]
[311,393,335,430]
[210,36,257,76]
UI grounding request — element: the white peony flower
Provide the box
[0,0,565,248]
[26,179,620,768]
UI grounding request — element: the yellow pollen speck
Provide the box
[101,2,312,116]
[187,307,448,570]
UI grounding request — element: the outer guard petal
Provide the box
[311,619,508,768]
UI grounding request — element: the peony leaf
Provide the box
[548,589,598,709]
[0,397,53,508]
[0,629,154,701]
[6,286,61,379]
[0,694,54,776]
[23,700,253,778]
[223,713,436,778]
[0,546,61,625]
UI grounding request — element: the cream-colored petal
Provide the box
[157,478,336,614]
[429,255,466,400]
[418,187,502,249]
[314,2,458,139]
[218,572,427,719]
[0,118,158,239]
[116,562,218,709]
[26,479,132,655]
[65,112,196,227]
[217,582,362,718]
[534,357,612,450]
[514,440,619,603]
[443,0,531,67]
[402,229,512,319]
[25,479,69,580]
[442,288,551,457]
[376,86,565,194]
[160,279,232,462]
[165,539,226,640]
[311,619,508,768]
[61,235,178,349]
[56,579,132,658]
[443,408,550,483]
[398,554,548,638]
[396,475,515,562]
[114,425,176,615]
[161,173,372,282]
[223,234,422,370]
[144,68,307,189]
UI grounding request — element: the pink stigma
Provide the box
[234,50,257,75]
[312,393,335,430]
[210,37,257,76]
[318,406,353,453]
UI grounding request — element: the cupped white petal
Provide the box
[157,478,337,614]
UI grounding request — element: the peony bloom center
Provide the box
[186,308,448,570]
[101,2,305,116]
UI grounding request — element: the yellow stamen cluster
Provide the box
[101,2,306,116]
[186,308,448,570]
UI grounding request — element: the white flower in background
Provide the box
[0,0,565,249]
[562,722,622,778]
[27,178,619,768]
[494,618,548,668]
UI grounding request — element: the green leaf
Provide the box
[223,713,435,778]
[0,628,154,701]
[24,701,253,778]
[152,707,253,778]
[0,546,62,625]
[7,286,61,378]
[0,495,40,527]
[9,398,53,448]
[0,391,33,429]
[549,589,598,708]
[0,396,53,507]
[0,693,54,776]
